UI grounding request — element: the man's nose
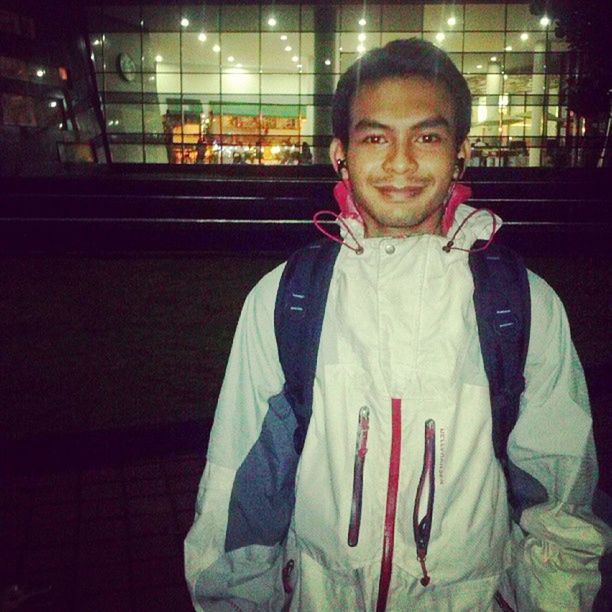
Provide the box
[382,142,418,174]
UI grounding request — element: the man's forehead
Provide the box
[349,76,455,128]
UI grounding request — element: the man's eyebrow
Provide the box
[352,119,389,132]
[351,116,452,132]
[412,116,452,131]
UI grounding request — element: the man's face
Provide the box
[330,76,470,238]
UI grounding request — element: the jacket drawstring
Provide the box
[313,209,364,254]
[442,208,497,253]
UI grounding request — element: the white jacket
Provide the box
[185,204,610,611]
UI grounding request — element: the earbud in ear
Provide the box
[454,158,465,179]
[336,158,347,172]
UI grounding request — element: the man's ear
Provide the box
[455,138,471,178]
[329,138,348,178]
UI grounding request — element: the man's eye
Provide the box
[417,133,442,144]
[363,135,387,144]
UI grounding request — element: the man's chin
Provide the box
[363,211,444,238]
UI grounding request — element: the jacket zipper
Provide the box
[348,406,370,547]
[413,419,436,586]
[375,398,402,612]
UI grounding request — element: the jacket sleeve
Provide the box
[184,263,288,611]
[507,271,612,611]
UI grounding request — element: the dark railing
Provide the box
[1,166,610,255]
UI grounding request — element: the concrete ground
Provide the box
[1,252,609,610]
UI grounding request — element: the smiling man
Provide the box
[185,39,609,611]
[331,76,470,237]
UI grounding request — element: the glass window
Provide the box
[84,2,577,167]
[105,103,143,134]
[423,32,463,53]
[111,144,144,162]
[145,33,180,72]
[179,4,220,32]
[262,33,298,73]
[181,32,222,73]
[221,5,260,32]
[262,74,300,96]
[141,5,180,32]
[463,54,498,75]
[219,33,259,72]
[506,4,545,31]
[381,4,423,31]
[261,4,301,32]
[103,5,141,32]
[423,4,462,32]
[300,5,315,32]
[340,4,381,32]
[464,32,504,53]
[464,4,505,31]
[103,33,143,72]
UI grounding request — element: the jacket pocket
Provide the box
[413,419,436,586]
[347,406,370,547]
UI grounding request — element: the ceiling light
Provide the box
[149,76,155,81]
[297,64,302,69]
[155,55,163,62]
[92,39,101,46]
[435,32,445,42]
[291,55,299,62]
[490,56,497,62]
[357,44,366,53]
[503,74,508,80]
[49,101,58,108]
[324,59,331,66]
[285,45,292,52]
[267,17,277,27]
[212,44,221,53]
[476,64,483,69]
[505,45,512,51]
[540,16,551,27]
[36,69,45,77]
[358,33,366,42]
[180,18,189,27]
[228,56,235,63]
[520,32,529,41]
[358,18,367,27]
[198,32,207,42]
[447,17,457,26]
[280,35,288,41]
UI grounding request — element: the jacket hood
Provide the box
[331,180,501,253]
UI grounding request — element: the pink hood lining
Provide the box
[332,180,473,236]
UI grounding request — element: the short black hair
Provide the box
[332,38,472,149]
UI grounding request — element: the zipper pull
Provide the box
[348,406,370,547]
[417,548,431,586]
[413,419,436,587]
[282,559,295,594]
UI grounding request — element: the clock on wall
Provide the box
[117,52,136,82]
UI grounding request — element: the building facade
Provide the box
[2,1,603,170]
[85,1,583,167]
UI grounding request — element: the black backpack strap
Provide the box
[469,240,531,463]
[274,240,341,453]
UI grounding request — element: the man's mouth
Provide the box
[375,184,427,200]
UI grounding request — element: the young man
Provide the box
[185,39,609,611]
